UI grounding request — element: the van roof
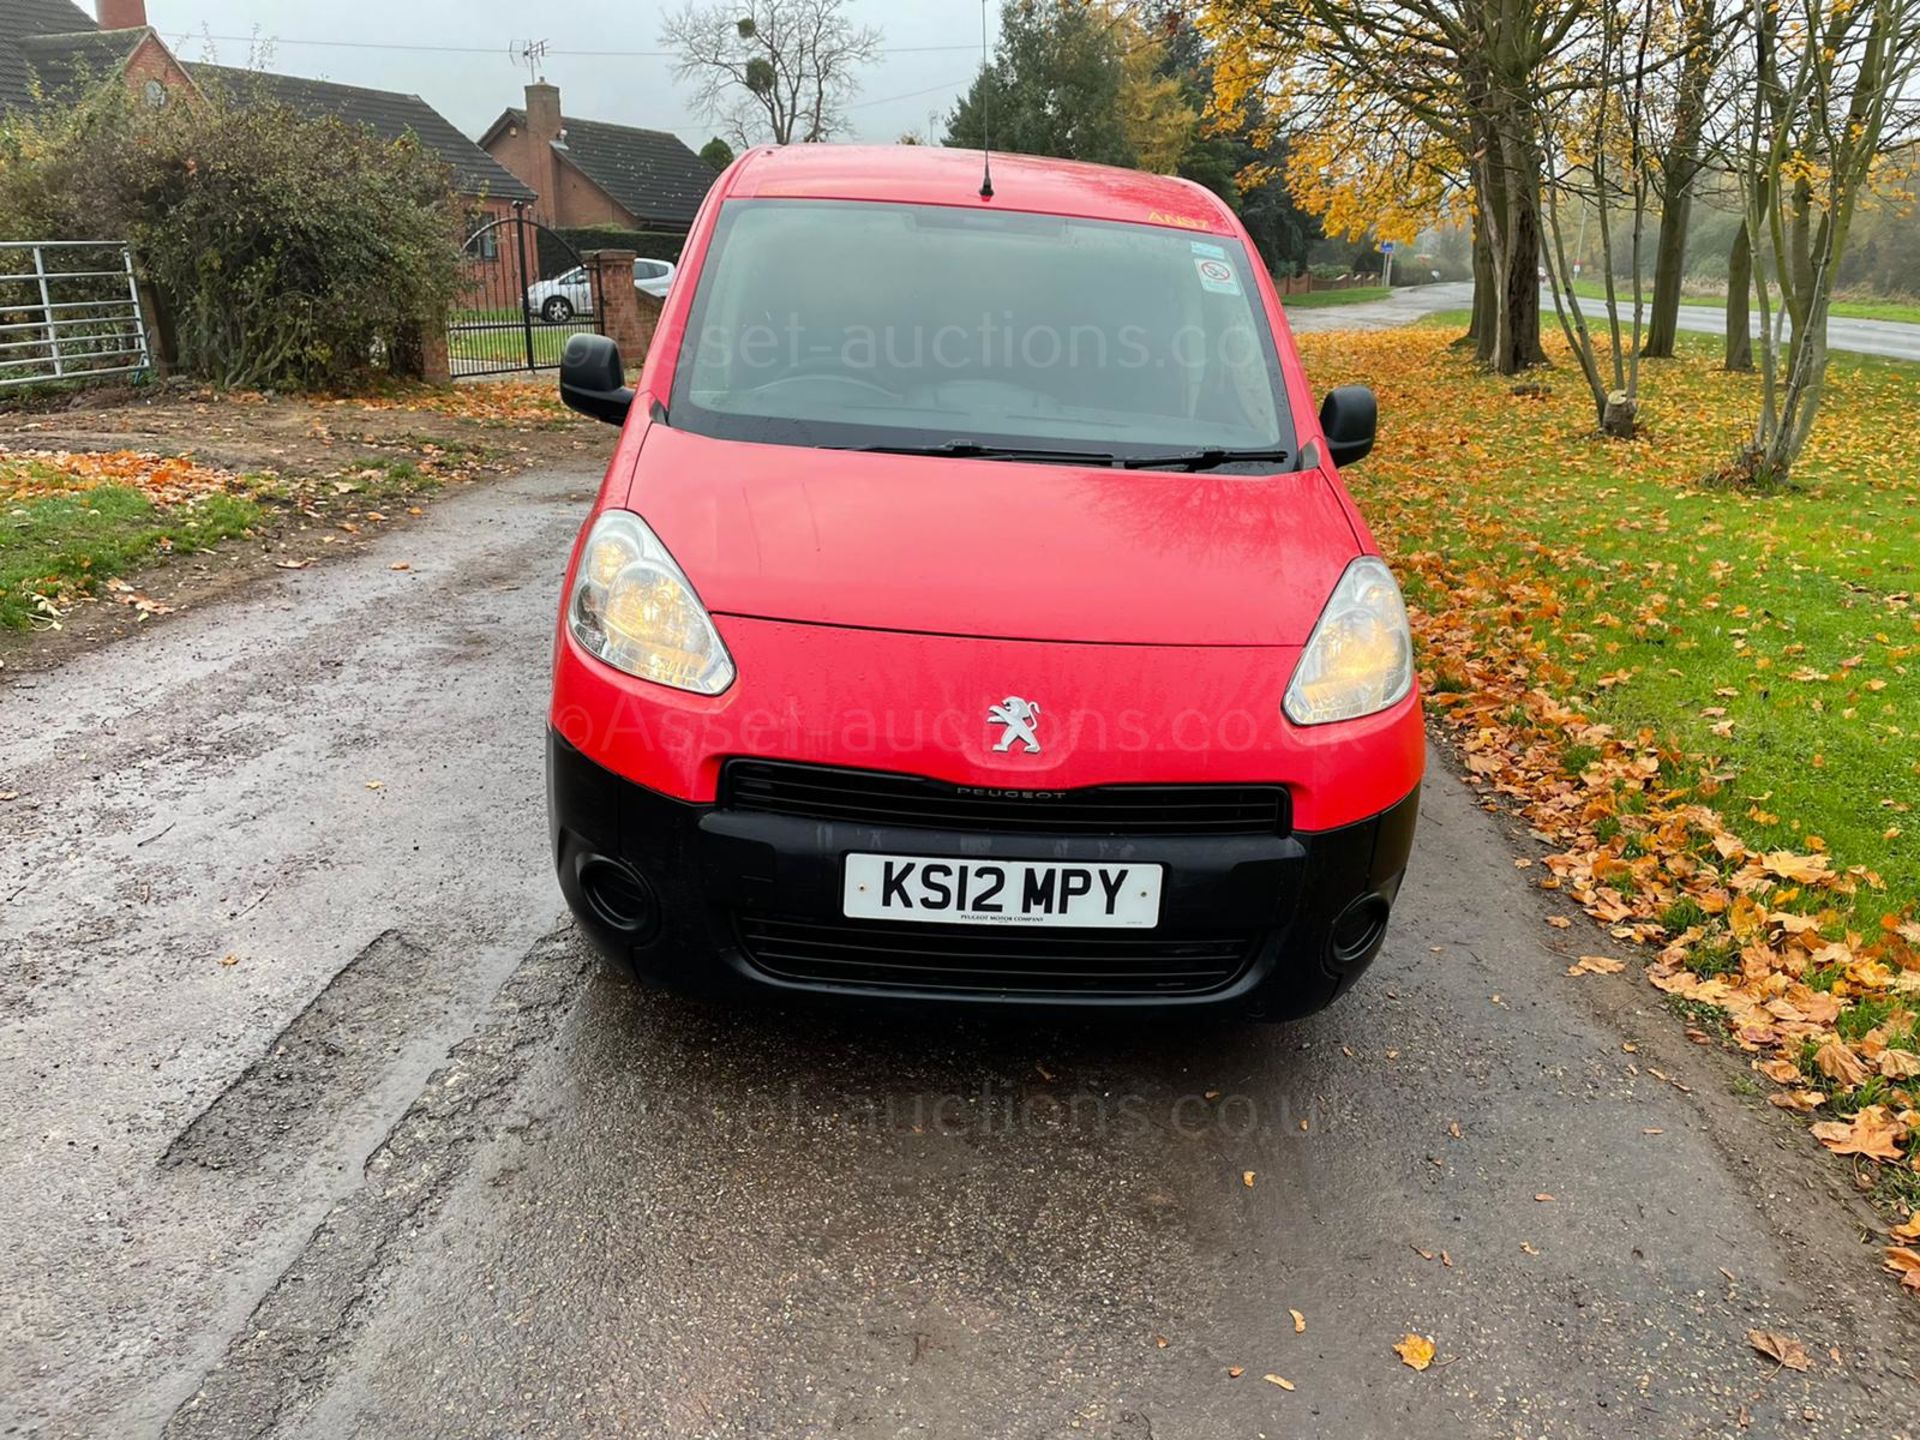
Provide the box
[723,144,1240,236]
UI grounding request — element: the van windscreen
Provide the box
[669,200,1295,463]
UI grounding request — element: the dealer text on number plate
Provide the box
[843,854,1163,928]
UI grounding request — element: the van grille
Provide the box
[722,760,1289,837]
[734,913,1255,997]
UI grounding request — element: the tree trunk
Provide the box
[1468,211,1497,355]
[1725,222,1753,372]
[1601,390,1638,438]
[1643,0,1715,359]
[1502,186,1546,374]
[1643,192,1693,358]
[134,275,176,378]
[1786,178,1814,325]
[1476,105,1548,376]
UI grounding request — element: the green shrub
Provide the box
[0,82,462,391]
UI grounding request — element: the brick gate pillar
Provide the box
[585,250,651,363]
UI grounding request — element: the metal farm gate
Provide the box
[449,209,601,379]
[0,241,149,389]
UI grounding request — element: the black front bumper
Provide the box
[547,732,1418,1020]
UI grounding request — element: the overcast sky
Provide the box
[139,0,994,145]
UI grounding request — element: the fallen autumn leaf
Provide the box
[1747,1330,1812,1371]
[1393,1334,1436,1372]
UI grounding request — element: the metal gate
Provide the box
[0,240,149,389]
[448,209,601,379]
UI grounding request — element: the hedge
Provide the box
[539,225,689,276]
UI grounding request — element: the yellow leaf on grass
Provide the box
[1813,1039,1870,1086]
[1878,1050,1920,1080]
[1769,1090,1828,1113]
[1810,1105,1908,1162]
[1393,1334,1436,1371]
[1760,851,1834,885]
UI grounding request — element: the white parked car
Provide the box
[525,259,677,323]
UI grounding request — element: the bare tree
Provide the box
[662,0,884,147]
[1540,0,1663,436]
[1641,0,1724,359]
[1718,0,1920,486]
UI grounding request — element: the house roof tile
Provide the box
[490,107,715,229]
[191,64,537,202]
[0,0,97,110]
[0,0,534,204]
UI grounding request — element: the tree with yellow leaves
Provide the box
[1117,18,1199,173]
[1201,0,1590,376]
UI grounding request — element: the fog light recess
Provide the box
[576,856,659,940]
[1328,894,1392,969]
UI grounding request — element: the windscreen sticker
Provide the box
[1194,255,1241,295]
[1190,240,1228,260]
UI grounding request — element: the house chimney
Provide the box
[523,82,564,225]
[525,82,562,148]
[96,0,148,29]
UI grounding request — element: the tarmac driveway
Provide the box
[2,460,1916,1439]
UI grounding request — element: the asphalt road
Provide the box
[4,462,1919,1439]
[1287,280,1920,362]
[1283,281,1485,333]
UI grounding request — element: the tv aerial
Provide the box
[513,39,551,83]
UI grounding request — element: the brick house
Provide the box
[0,0,536,241]
[479,81,716,235]
[0,0,191,110]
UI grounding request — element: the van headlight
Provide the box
[568,510,735,695]
[1283,556,1414,725]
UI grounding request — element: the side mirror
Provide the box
[559,334,634,426]
[1318,385,1377,468]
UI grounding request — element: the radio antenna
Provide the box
[978,0,994,200]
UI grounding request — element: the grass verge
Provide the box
[1,455,262,628]
[0,391,580,633]
[1282,285,1393,310]
[1295,324,1920,1231]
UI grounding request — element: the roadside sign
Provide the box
[1380,241,1396,254]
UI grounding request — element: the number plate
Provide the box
[842,854,1163,929]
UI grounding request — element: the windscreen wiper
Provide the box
[1120,447,1294,472]
[836,440,1122,465]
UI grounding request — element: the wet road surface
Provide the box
[3,461,1917,1439]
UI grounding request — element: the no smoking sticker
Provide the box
[1195,256,1241,295]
